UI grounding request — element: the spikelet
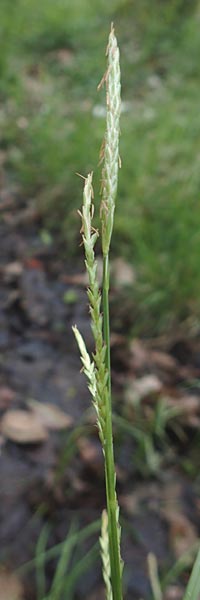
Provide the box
[72,326,96,400]
[100,510,113,600]
[73,174,108,448]
[100,23,121,256]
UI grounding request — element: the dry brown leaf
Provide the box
[1,410,48,443]
[163,510,197,559]
[28,400,73,430]
[165,395,200,427]
[149,350,178,373]
[62,272,89,286]
[179,395,200,415]
[129,339,149,372]
[163,585,184,600]
[4,202,38,226]
[16,116,29,130]
[77,436,103,474]
[119,492,138,515]
[87,587,106,600]
[0,386,15,410]
[3,261,23,281]
[167,395,200,415]
[110,333,126,347]
[0,569,24,600]
[125,374,162,405]
[56,49,74,66]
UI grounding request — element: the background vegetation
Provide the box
[1,0,200,334]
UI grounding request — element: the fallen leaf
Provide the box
[4,202,38,226]
[62,272,89,286]
[125,375,162,405]
[55,48,74,66]
[87,587,106,600]
[129,339,149,372]
[129,340,179,382]
[163,510,197,558]
[0,386,16,410]
[167,395,200,415]
[71,474,89,493]
[119,492,138,515]
[28,399,74,430]
[77,436,103,474]
[149,350,178,373]
[3,261,23,281]
[179,395,200,415]
[0,188,16,209]
[16,116,29,129]
[165,395,200,427]
[1,410,48,443]
[163,585,184,600]
[0,569,24,600]
[110,333,126,347]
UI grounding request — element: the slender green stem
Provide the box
[182,544,200,600]
[147,553,162,600]
[103,253,123,600]
[103,254,111,398]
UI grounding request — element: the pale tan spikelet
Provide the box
[72,325,105,443]
[72,326,96,398]
[115,498,124,577]
[100,23,121,256]
[73,175,110,448]
[100,510,113,600]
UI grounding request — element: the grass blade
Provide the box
[48,521,78,600]
[17,519,100,576]
[60,541,99,599]
[35,523,49,600]
[182,544,200,600]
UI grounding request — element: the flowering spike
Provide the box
[73,175,109,448]
[100,510,113,600]
[100,24,121,256]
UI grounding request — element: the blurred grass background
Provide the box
[1,0,200,334]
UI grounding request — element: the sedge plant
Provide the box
[73,24,123,600]
[73,22,200,600]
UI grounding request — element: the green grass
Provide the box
[1,0,200,333]
[18,518,100,600]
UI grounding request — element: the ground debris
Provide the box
[0,386,16,410]
[77,435,104,476]
[163,585,184,600]
[125,374,162,405]
[1,409,48,444]
[0,569,24,600]
[27,399,74,430]
[2,261,23,282]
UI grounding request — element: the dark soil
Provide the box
[0,191,200,600]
